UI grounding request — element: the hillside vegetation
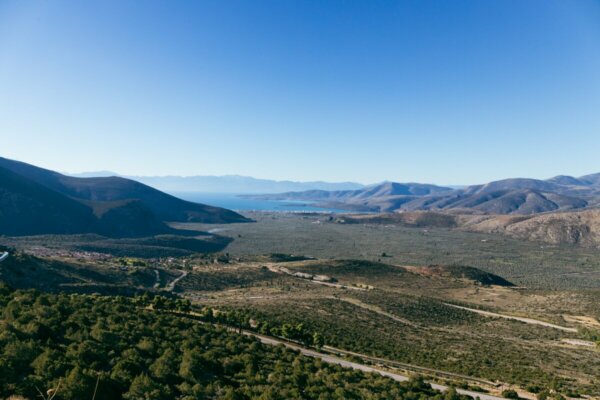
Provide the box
[0,285,467,400]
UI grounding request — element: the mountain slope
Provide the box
[0,157,249,223]
[0,165,191,237]
[258,175,600,215]
[579,173,600,186]
[252,182,453,212]
[404,189,588,215]
[464,209,600,247]
[0,166,96,235]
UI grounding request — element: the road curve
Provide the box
[166,270,188,292]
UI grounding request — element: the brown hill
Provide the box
[464,209,600,247]
[333,211,458,228]
[256,175,600,215]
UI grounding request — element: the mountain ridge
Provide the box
[0,157,250,237]
[252,174,600,215]
[0,157,250,224]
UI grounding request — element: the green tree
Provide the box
[124,374,169,400]
[62,366,94,400]
[502,389,520,399]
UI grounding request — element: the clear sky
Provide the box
[1,0,599,185]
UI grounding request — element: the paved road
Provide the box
[445,303,577,333]
[246,331,505,400]
[0,252,8,263]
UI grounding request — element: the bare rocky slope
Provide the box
[463,209,600,247]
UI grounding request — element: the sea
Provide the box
[172,192,348,213]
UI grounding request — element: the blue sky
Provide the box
[1,0,599,185]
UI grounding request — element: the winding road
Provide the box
[165,270,188,292]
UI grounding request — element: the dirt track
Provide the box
[445,303,577,333]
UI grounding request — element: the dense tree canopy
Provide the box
[0,284,469,400]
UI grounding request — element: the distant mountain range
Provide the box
[69,172,365,194]
[252,175,600,215]
[0,157,249,237]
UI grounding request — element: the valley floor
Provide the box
[2,211,600,399]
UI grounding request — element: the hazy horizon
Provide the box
[2,1,599,183]
[64,166,598,188]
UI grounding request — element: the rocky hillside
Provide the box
[464,209,600,247]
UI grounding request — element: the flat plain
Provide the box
[173,211,600,290]
[169,212,600,398]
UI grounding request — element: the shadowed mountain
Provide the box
[0,157,250,224]
[0,165,195,237]
[0,166,96,235]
